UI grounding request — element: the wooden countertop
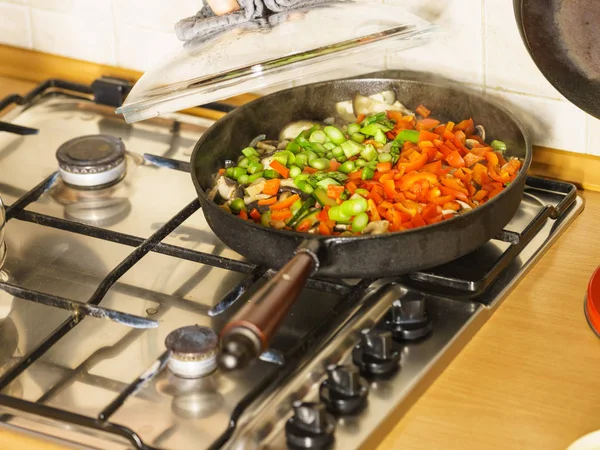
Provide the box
[1,76,600,450]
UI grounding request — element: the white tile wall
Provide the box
[0,0,596,154]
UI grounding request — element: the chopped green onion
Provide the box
[296,181,314,194]
[313,187,337,207]
[286,140,301,153]
[326,151,334,159]
[355,158,367,167]
[362,167,375,180]
[323,142,336,150]
[340,140,364,158]
[273,153,289,165]
[309,158,330,170]
[264,169,280,179]
[351,133,366,144]
[339,160,356,174]
[305,150,318,162]
[230,167,246,180]
[242,147,259,157]
[374,129,387,145]
[331,146,345,158]
[328,205,352,222]
[336,156,348,163]
[340,197,368,217]
[355,188,369,197]
[352,212,369,232]
[295,152,308,167]
[347,123,361,135]
[289,165,302,178]
[362,112,386,126]
[294,173,310,183]
[396,129,419,143]
[324,126,346,145]
[309,130,327,143]
[316,178,340,190]
[288,198,316,227]
[491,140,507,152]
[247,161,263,174]
[237,157,250,168]
[237,174,249,185]
[248,171,264,183]
[378,153,392,163]
[230,198,246,213]
[360,144,378,162]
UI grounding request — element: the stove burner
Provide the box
[56,135,126,188]
[165,325,218,378]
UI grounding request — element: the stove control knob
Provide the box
[352,329,400,377]
[385,292,432,341]
[319,364,369,415]
[285,401,335,450]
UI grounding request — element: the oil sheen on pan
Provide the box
[556,0,600,81]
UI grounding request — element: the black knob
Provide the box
[385,292,432,341]
[352,329,401,377]
[319,364,369,415]
[285,401,335,450]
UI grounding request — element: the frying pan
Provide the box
[190,78,532,370]
[514,0,600,118]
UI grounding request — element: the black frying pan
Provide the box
[515,0,600,118]
[190,78,532,370]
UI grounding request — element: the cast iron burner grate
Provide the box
[0,78,579,450]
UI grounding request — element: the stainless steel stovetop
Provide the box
[0,79,584,450]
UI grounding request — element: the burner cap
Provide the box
[56,135,126,188]
[165,325,218,378]
[585,266,600,338]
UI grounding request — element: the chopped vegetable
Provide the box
[211,92,523,236]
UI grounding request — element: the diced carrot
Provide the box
[269,160,289,178]
[329,159,341,171]
[218,168,226,176]
[356,113,366,123]
[258,197,278,206]
[473,189,488,201]
[446,150,465,169]
[270,194,300,210]
[345,181,357,194]
[418,130,440,143]
[412,213,426,227]
[488,187,504,199]
[415,104,431,118]
[239,209,248,220]
[317,208,329,222]
[270,209,293,221]
[348,169,363,180]
[432,195,454,205]
[367,199,381,221]
[397,152,428,173]
[377,162,392,173]
[443,201,461,211]
[263,179,280,196]
[464,152,485,167]
[416,118,440,131]
[422,161,442,175]
[249,208,261,220]
[327,184,344,199]
[383,179,396,199]
[318,222,331,236]
[303,167,319,174]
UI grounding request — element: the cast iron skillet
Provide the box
[191,78,532,370]
[514,0,600,118]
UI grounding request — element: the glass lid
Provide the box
[116,1,435,123]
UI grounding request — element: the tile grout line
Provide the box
[481,0,487,94]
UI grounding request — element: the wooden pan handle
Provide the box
[218,248,318,371]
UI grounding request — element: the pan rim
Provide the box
[191,76,532,243]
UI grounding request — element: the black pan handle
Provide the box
[218,241,320,371]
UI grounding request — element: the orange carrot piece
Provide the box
[327,184,344,199]
[249,208,261,220]
[258,197,277,206]
[263,179,280,196]
[270,194,300,210]
[269,160,289,178]
[239,209,248,220]
[415,104,431,118]
[270,209,293,221]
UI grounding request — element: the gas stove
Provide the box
[0,78,584,450]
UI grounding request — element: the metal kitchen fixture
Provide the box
[0,77,584,450]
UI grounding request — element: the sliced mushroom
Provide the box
[475,125,485,141]
[335,100,356,122]
[334,224,351,232]
[352,94,412,117]
[277,140,289,150]
[442,209,458,216]
[361,220,390,235]
[257,140,279,152]
[217,176,239,201]
[249,134,267,147]
[245,178,266,198]
[279,121,318,141]
[465,139,479,149]
[455,200,473,214]
[246,201,270,214]
[368,90,396,104]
